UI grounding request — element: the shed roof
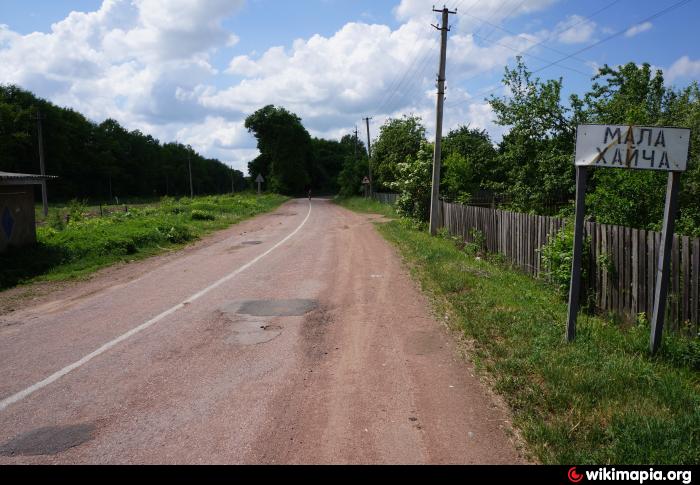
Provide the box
[0,171,58,185]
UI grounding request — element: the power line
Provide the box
[446,0,691,107]
[373,0,473,116]
[463,11,590,65]
[473,0,528,43]
[531,0,692,75]
[440,0,622,106]
[514,0,622,62]
[471,32,591,77]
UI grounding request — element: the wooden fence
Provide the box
[373,192,399,205]
[438,201,700,336]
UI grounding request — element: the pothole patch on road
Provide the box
[227,299,318,317]
[218,299,318,345]
[0,423,95,456]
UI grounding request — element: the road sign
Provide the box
[568,123,692,355]
[255,174,264,194]
[362,176,370,185]
[575,124,690,172]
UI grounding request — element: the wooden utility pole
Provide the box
[354,125,359,161]
[188,151,194,198]
[429,6,456,236]
[35,109,48,217]
[363,117,373,196]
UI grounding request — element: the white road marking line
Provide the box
[0,200,312,412]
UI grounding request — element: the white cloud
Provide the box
[665,56,700,82]
[624,21,652,38]
[555,15,596,44]
[200,21,440,131]
[0,0,246,165]
[199,19,542,145]
[0,0,560,173]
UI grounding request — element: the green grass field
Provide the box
[1,193,287,290]
[337,197,700,465]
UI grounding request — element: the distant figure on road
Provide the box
[308,189,312,200]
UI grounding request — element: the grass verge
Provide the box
[1,193,288,290]
[334,196,397,218]
[339,197,700,464]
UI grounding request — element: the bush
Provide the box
[67,199,88,224]
[48,209,66,231]
[389,140,433,221]
[539,222,589,296]
[190,209,216,221]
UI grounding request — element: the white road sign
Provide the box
[575,124,690,172]
[255,174,265,183]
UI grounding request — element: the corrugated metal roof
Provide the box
[0,171,57,181]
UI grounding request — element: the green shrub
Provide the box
[48,209,66,231]
[190,209,216,221]
[465,228,486,256]
[539,222,589,296]
[67,199,88,224]
[389,141,433,221]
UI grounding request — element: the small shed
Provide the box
[0,171,57,252]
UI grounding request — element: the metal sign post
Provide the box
[255,174,264,195]
[569,124,690,353]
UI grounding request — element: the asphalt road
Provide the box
[0,199,522,464]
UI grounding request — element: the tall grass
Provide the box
[1,193,287,289]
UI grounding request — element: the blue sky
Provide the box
[1,0,698,173]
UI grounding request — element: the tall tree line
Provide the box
[245,105,367,196]
[0,84,247,201]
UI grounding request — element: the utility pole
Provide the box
[187,150,194,198]
[35,109,48,217]
[429,6,457,236]
[363,117,373,196]
[353,125,359,161]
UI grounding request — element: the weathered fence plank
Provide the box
[387,196,699,335]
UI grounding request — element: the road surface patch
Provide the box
[231,299,318,317]
[218,299,318,345]
[0,423,95,456]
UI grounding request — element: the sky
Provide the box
[1,0,699,174]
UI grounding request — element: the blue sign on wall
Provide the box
[1,206,14,239]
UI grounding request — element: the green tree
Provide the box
[441,126,498,202]
[245,105,312,195]
[337,134,368,197]
[371,115,426,191]
[0,84,235,201]
[389,140,434,221]
[489,57,577,213]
